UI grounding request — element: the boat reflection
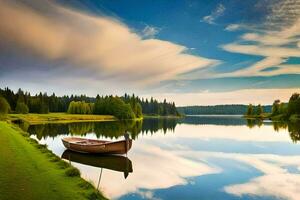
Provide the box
[61,150,133,179]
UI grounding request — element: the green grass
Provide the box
[0,121,107,200]
[9,113,116,124]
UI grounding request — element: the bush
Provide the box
[94,96,135,119]
[15,102,29,114]
[0,96,10,115]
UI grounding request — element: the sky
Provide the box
[0,0,300,105]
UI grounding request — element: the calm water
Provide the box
[20,116,300,200]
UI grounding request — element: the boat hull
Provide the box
[62,137,132,154]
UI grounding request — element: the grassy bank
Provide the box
[0,121,106,200]
[9,113,116,124]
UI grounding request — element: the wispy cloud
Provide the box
[142,25,160,38]
[202,3,225,25]
[220,0,300,78]
[0,0,219,88]
[224,24,241,31]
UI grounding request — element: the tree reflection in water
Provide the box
[246,119,300,143]
[22,118,178,140]
[18,117,300,143]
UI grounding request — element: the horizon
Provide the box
[1,0,300,105]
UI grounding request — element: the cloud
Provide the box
[222,43,300,58]
[223,154,300,200]
[0,0,219,87]
[153,123,292,143]
[220,0,300,78]
[219,57,288,77]
[202,4,225,24]
[176,150,300,200]
[225,24,241,31]
[142,25,160,38]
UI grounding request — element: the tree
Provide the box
[246,104,253,115]
[15,102,29,114]
[287,93,300,116]
[279,103,287,115]
[67,101,94,114]
[0,97,10,115]
[256,104,263,116]
[272,100,281,116]
[94,96,135,119]
[136,103,143,118]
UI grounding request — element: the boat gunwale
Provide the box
[62,137,131,146]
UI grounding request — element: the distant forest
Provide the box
[0,87,179,119]
[178,105,272,115]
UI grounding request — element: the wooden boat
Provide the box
[62,150,133,178]
[62,137,132,154]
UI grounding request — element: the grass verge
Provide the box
[0,121,107,200]
[9,113,116,124]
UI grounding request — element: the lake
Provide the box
[21,115,300,200]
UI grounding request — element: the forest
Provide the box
[178,105,272,115]
[0,87,179,119]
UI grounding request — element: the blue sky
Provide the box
[0,0,300,105]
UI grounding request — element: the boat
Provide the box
[61,137,132,154]
[62,150,133,178]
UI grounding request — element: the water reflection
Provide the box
[17,116,300,200]
[179,115,246,125]
[246,119,300,143]
[18,116,300,144]
[22,118,179,141]
[62,150,133,179]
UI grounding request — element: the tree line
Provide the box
[178,105,272,115]
[0,87,179,119]
[270,93,300,118]
[246,104,264,116]
[246,93,300,120]
[122,93,179,116]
